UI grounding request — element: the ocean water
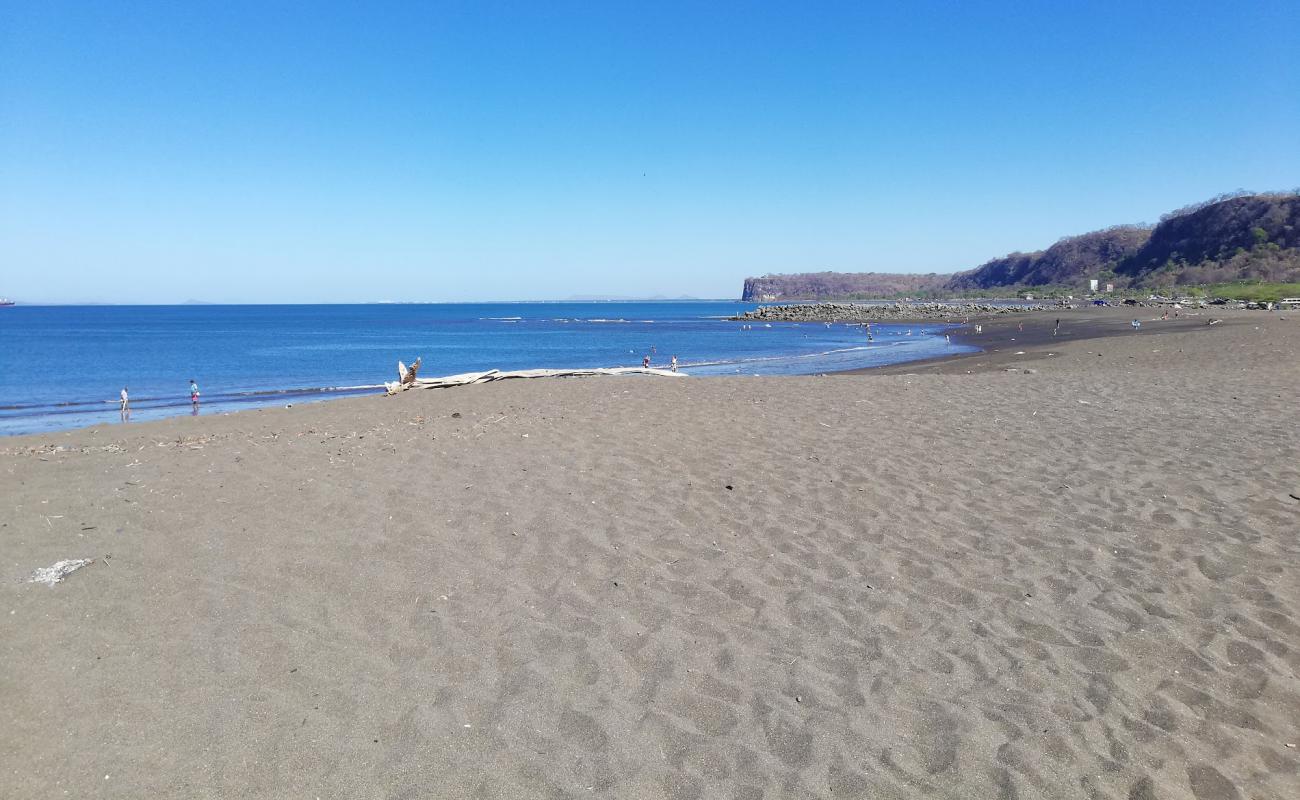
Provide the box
[0,302,974,436]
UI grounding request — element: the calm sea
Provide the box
[0,302,974,435]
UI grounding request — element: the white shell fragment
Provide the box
[29,559,94,587]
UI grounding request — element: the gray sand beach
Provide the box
[2,309,1298,798]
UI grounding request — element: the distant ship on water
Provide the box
[0,298,14,307]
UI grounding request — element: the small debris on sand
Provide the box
[29,558,94,587]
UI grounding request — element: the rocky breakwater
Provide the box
[734,302,1051,323]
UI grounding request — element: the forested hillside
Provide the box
[945,226,1151,291]
[741,192,1300,300]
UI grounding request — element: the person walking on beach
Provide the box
[189,378,200,405]
[1053,318,1060,336]
[642,355,651,369]
[119,386,130,420]
[670,355,678,372]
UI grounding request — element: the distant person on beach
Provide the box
[670,355,678,372]
[1131,319,1141,330]
[1053,319,1060,336]
[189,379,200,405]
[120,386,129,419]
[642,355,650,369]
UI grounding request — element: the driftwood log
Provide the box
[385,365,683,396]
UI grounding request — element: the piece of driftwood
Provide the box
[397,357,422,385]
[385,366,684,395]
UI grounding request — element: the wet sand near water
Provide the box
[861,306,1227,376]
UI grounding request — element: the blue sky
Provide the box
[2,1,1297,303]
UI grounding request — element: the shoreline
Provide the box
[853,306,1230,375]
[0,307,1266,441]
[0,327,963,439]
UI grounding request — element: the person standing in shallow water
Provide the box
[189,378,200,406]
[120,386,130,419]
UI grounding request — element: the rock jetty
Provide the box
[734,302,1051,323]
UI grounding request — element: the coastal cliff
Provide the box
[742,192,1300,300]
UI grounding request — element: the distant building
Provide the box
[1105,283,1114,293]
[1089,279,1099,292]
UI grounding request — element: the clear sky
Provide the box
[2,1,1297,303]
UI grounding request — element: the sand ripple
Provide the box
[2,315,1297,798]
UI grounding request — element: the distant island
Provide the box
[742,191,1300,301]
